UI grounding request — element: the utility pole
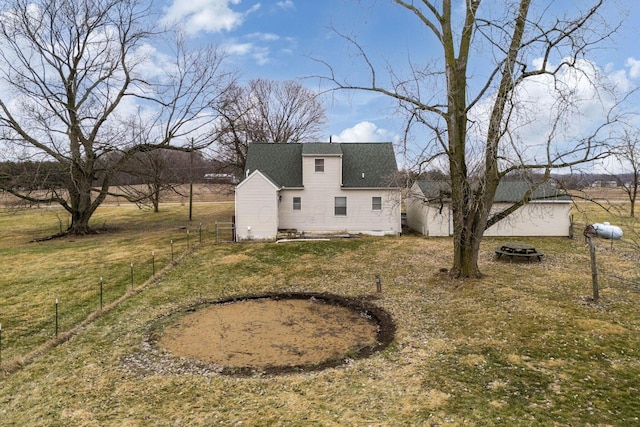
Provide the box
[189,138,194,221]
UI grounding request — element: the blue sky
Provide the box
[160,0,640,168]
[160,0,447,143]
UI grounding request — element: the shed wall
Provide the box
[406,183,451,236]
[484,202,571,237]
[406,197,571,237]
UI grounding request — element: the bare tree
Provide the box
[0,0,234,235]
[111,149,179,212]
[320,0,631,278]
[612,128,640,217]
[212,79,326,179]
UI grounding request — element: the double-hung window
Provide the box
[315,158,324,172]
[293,197,301,210]
[372,196,382,211]
[334,197,347,216]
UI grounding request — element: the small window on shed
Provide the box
[372,196,382,211]
[293,197,301,210]
[335,197,347,216]
[315,158,324,172]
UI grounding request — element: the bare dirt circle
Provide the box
[149,293,396,375]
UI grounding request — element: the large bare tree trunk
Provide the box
[324,0,621,279]
[0,0,234,238]
[444,0,485,278]
[66,163,104,235]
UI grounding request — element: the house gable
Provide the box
[235,170,280,240]
[236,169,280,191]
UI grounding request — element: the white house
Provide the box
[235,142,402,241]
[406,181,572,237]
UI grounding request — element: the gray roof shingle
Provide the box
[244,143,303,187]
[340,143,398,188]
[416,180,570,202]
[243,142,399,188]
[301,143,343,156]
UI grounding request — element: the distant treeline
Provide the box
[2,155,633,193]
[406,169,634,191]
[0,150,232,192]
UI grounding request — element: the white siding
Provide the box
[407,191,571,237]
[484,202,571,237]
[278,188,401,235]
[406,183,451,236]
[406,202,451,236]
[302,155,342,192]
[235,172,279,240]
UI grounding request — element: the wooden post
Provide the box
[189,139,194,222]
[587,236,599,302]
[55,299,59,337]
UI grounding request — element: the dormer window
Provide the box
[314,158,324,172]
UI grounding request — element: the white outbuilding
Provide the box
[406,180,572,237]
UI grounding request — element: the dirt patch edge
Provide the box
[138,292,396,377]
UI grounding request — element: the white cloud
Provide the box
[160,0,260,36]
[224,41,270,65]
[247,32,280,42]
[331,121,395,143]
[626,57,640,79]
[225,42,253,56]
[466,57,629,170]
[221,33,288,66]
[276,0,294,10]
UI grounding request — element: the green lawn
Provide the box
[1,201,639,426]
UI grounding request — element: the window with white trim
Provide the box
[315,158,324,172]
[372,196,382,210]
[335,197,347,216]
[293,197,301,210]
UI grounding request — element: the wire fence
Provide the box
[0,222,234,374]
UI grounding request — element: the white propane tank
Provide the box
[591,222,623,240]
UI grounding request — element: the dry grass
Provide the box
[0,196,639,426]
[0,195,235,368]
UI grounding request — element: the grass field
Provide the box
[1,192,639,426]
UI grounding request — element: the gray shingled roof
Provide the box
[340,143,398,188]
[416,180,570,202]
[244,143,303,187]
[494,181,571,202]
[301,143,343,156]
[243,142,399,188]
